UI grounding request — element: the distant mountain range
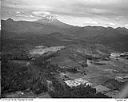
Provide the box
[1,17,72,34]
[1,18,128,51]
[2,18,128,35]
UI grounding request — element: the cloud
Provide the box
[16,11,21,14]
[125,24,128,28]
[32,11,52,18]
[1,0,128,28]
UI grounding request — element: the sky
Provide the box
[1,0,128,28]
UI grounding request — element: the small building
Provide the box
[115,76,128,82]
[110,53,120,59]
[64,78,92,88]
[120,52,128,59]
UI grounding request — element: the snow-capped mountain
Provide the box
[35,15,71,28]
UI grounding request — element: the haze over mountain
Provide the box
[2,18,72,34]
[2,18,128,51]
[2,18,128,36]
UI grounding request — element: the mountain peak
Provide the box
[37,15,58,24]
[6,18,14,22]
[116,27,127,30]
[35,15,72,28]
[43,15,57,21]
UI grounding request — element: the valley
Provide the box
[1,43,128,98]
[1,18,128,98]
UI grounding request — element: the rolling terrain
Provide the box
[1,18,128,98]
